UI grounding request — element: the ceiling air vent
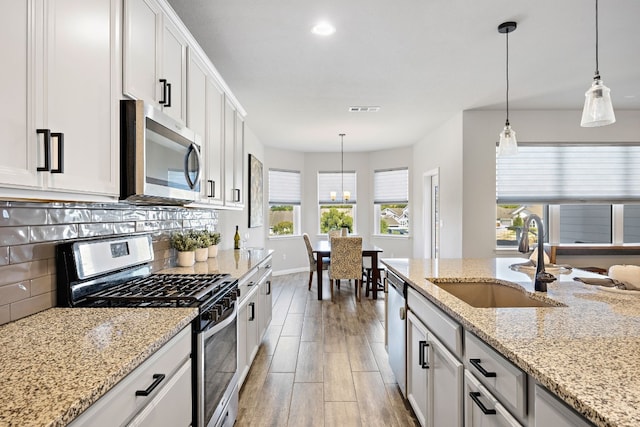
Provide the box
[348,106,381,113]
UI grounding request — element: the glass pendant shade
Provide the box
[498,124,518,156]
[580,78,616,127]
[330,191,337,201]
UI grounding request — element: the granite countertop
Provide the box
[159,248,273,279]
[381,257,640,427]
[0,307,197,427]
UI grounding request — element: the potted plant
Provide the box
[171,231,197,267]
[191,230,212,262]
[207,231,221,258]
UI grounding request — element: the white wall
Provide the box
[411,113,464,259]
[462,109,640,258]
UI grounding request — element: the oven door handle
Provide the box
[201,302,237,340]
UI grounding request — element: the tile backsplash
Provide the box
[0,201,218,325]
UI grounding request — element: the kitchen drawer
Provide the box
[70,326,191,427]
[465,331,527,421]
[408,287,463,358]
[465,370,522,427]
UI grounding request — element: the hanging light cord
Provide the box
[340,133,345,203]
[505,28,510,127]
[594,0,600,79]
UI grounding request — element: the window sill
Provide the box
[372,234,410,239]
[268,234,301,240]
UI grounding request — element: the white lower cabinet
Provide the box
[69,326,192,427]
[237,256,273,387]
[465,370,523,427]
[534,385,593,427]
[407,310,463,427]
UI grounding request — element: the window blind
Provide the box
[268,169,301,205]
[496,143,640,204]
[374,167,409,204]
[318,171,357,204]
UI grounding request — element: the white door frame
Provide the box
[422,168,440,259]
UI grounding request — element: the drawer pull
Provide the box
[469,391,497,415]
[470,358,497,377]
[418,340,430,369]
[135,373,165,396]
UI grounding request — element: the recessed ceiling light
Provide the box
[311,21,335,36]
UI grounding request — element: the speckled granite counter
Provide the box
[159,248,273,280]
[381,257,640,427]
[0,307,197,427]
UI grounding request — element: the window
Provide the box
[268,169,301,236]
[374,168,409,235]
[496,143,640,247]
[318,171,356,233]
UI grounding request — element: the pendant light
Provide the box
[580,0,616,127]
[498,22,518,156]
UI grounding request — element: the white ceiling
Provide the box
[166,0,640,152]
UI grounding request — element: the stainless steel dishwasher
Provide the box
[387,269,407,397]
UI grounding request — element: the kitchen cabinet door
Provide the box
[258,273,273,340]
[223,98,238,207]
[407,311,429,427]
[0,0,118,198]
[203,76,224,205]
[160,16,187,123]
[123,0,161,106]
[237,298,248,387]
[431,331,463,427]
[0,0,41,189]
[465,370,522,427]
[45,0,119,196]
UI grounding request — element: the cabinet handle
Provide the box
[166,82,172,107]
[36,129,51,171]
[248,302,255,321]
[399,306,406,320]
[418,340,430,369]
[267,280,271,295]
[469,358,497,378]
[135,373,165,396]
[469,391,497,415]
[233,188,241,202]
[50,132,64,173]
[159,79,168,105]
[208,180,216,198]
[248,281,255,287]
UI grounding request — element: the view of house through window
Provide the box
[374,168,409,235]
[268,169,300,236]
[496,204,544,247]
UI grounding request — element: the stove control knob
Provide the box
[202,310,214,321]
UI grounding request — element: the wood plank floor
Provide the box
[236,272,419,427]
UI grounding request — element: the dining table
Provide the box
[311,239,384,300]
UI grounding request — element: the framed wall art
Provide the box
[248,153,264,228]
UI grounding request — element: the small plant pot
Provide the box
[177,251,195,267]
[195,247,209,262]
[208,245,219,258]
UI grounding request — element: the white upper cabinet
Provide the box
[224,97,244,208]
[204,76,225,206]
[0,0,119,200]
[124,0,187,124]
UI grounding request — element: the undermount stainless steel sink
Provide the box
[431,280,565,308]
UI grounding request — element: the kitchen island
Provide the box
[382,257,640,427]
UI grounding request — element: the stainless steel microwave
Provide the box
[120,100,201,204]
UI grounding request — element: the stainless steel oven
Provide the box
[120,99,202,204]
[196,299,238,427]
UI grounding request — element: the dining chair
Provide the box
[329,236,363,302]
[303,233,328,291]
[328,229,341,240]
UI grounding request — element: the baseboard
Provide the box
[272,267,308,277]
